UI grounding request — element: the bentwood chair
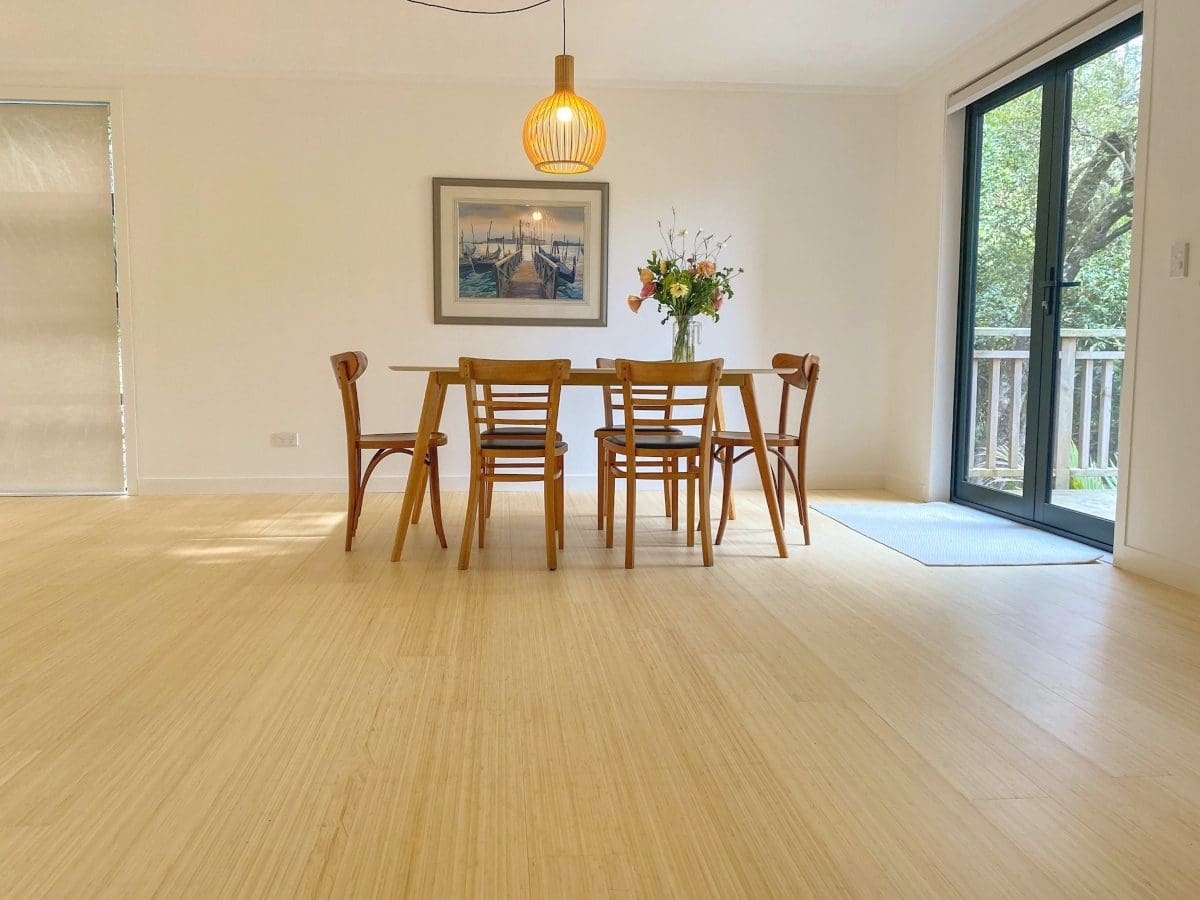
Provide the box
[459,358,571,571]
[330,351,447,552]
[603,358,724,568]
[713,352,820,545]
[594,357,681,530]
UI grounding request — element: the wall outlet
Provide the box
[1170,241,1190,278]
[270,431,300,447]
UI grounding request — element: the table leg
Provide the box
[714,390,736,521]
[739,376,788,558]
[391,373,447,562]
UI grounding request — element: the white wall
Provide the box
[0,73,896,494]
[1114,0,1200,592]
[886,0,1200,594]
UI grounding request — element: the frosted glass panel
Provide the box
[0,102,124,493]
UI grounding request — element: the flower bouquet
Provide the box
[627,211,743,362]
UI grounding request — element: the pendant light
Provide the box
[407,0,605,174]
[522,0,606,174]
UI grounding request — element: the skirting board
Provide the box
[1114,543,1200,596]
[138,471,886,495]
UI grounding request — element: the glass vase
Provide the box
[671,315,700,363]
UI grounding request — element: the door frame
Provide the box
[0,87,140,494]
[951,14,1144,550]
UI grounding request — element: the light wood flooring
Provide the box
[2,489,1200,898]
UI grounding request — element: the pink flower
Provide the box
[627,294,645,313]
[640,281,656,299]
[696,260,716,278]
[713,293,725,312]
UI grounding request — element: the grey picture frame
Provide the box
[432,177,609,327]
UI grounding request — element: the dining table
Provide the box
[387,365,790,562]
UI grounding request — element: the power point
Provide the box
[270,432,300,447]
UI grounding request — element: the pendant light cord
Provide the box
[408,0,566,51]
[405,0,567,52]
[404,1,552,15]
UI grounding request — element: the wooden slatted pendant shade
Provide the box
[523,54,606,175]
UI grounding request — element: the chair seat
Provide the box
[481,439,568,453]
[359,431,448,449]
[481,426,561,438]
[594,425,683,438]
[712,430,799,447]
[604,433,701,452]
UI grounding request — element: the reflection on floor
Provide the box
[1050,487,1117,520]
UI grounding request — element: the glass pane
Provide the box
[967,85,1043,495]
[1049,36,1141,522]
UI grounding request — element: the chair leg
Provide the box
[477,472,488,549]
[686,457,696,549]
[624,460,637,569]
[596,438,606,530]
[605,463,617,549]
[670,459,680,532]
[544,462,558,571]
[700,446,714,567]
[344,449,360,552]
[775,449,786,527]
[716,446,735,546]
[784,447,811,546]
[484,464,495,519]
[458,465,481,570]
[555,458,565,549]
[427,447,447,549]
[662,465,672,517]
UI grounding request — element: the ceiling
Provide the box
[1,0,1033,89]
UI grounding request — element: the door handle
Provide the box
[1037,268,1081,315]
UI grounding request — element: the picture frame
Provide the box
[432,177,609,327]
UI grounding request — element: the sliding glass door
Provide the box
[954,16,1142,548]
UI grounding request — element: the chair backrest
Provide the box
[460,358,572,457]
[596,356,675,429]
[774,352,821,444]
[330,351,368,444]
[613,358,724,452]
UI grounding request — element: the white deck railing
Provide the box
[969,327,1124,487]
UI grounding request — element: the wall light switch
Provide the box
[270,432,300,447]
[1169,241,1189,278]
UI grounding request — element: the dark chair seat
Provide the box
[359,431,448,449]
[712,430,799,447]
[604,433,701,452]
[481,439,568,453]
[594,424,683,438]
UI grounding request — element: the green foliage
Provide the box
[973,38,1141,339]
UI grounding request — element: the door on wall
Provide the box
[0,101,126,494]
[953,16,1142,548]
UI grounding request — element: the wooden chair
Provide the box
[603,358,724,568]
[459,357,571,571]
[478,384,563,522]
[594,357,681,530]
[712,352,820,545]
[330,351,447,552]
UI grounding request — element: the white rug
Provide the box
[811,501,1104,566]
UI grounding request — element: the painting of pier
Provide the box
[433,177,608,327]
[456,201,586,302]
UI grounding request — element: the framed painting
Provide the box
[432,177,609,327]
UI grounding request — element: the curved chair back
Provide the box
[330,351,368,443]
[774,351,820,456]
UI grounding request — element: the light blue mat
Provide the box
[811,501,1103,566]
